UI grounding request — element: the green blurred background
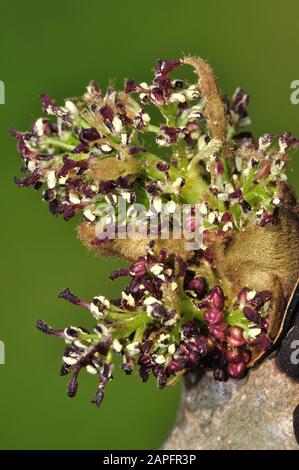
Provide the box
[1,0,299,450]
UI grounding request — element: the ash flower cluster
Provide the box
[13,59,298,240]
[37,242,273,404]
[13,57,299,406]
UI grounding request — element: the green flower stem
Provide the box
[181,166,209,203]
[44,137,77,152]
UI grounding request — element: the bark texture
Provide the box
[163,357,299,450]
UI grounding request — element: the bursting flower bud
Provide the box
[14,56,299,410]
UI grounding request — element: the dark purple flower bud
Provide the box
[221,212,231,223]
[121,362,134,375]
[156,161,170,172]
[100,105,114,122]
[160,125,182,144]
[201,285,224,310]
[227,326,245,347]
[204,308,224,325]
[154,75,172,91]
[139,366,150,382]
[260,212,276,227]
[186,337,208,357]
[58,288,89,309]
[91,364,111,406]
[39,94,57,114]
[79,127,101,143]
[278,132,299,151]
[167,358,185,374]
[49,199,59,216]
[225,348,244,364]
[151,303,167,320]
[67,372,79,398]
[227,362,246,379]
[187,277,207,296]
[247,332,272,351]
[215,158,224,175]
[129,279,145,301]
[243,306,261,325]
[182,320,200,338]
[14,170,41,188]
[139,355,152,368]
[158,373,168,390]
[194,336,209,356]
[208,322,227,340]
[72,143,89,154]
[92,388,104,407]
[63,204,77,221]
[237,287,250,305]
[124,79,137,93]
[156,59,181,75]
[176,256,187,277]
[128,146,146,155]
[229,189,243,201]
[241,200,251,213]
[231,88,249,118]
[185,351,199,367]
[259,133,273,149]
[57,155,76,177]
[254,290,271,307]
[150,87,165,104]
[60,363,72,376]
[36,320,54,335]
[109,267,130,280]
[130,259,148,278]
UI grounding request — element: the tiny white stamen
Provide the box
[112,116,123,133]
[69,192,80,204]
[150,264,164,276]
[86,364,97,375]
[155,355,165,364]
[170,92,186,103]
[47,170,56,189]
[65,100,78,115]
[35,118,44,137]
[247,290,256,301]
[122,291,135,307]
[28,160,36,172]
[83,209,96,222]
[101,144,113,153]
[112,339,122,353]
[144,296,160,306]
[208,212,216,224]
[166,201,176,214]
[63,356,77,366]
